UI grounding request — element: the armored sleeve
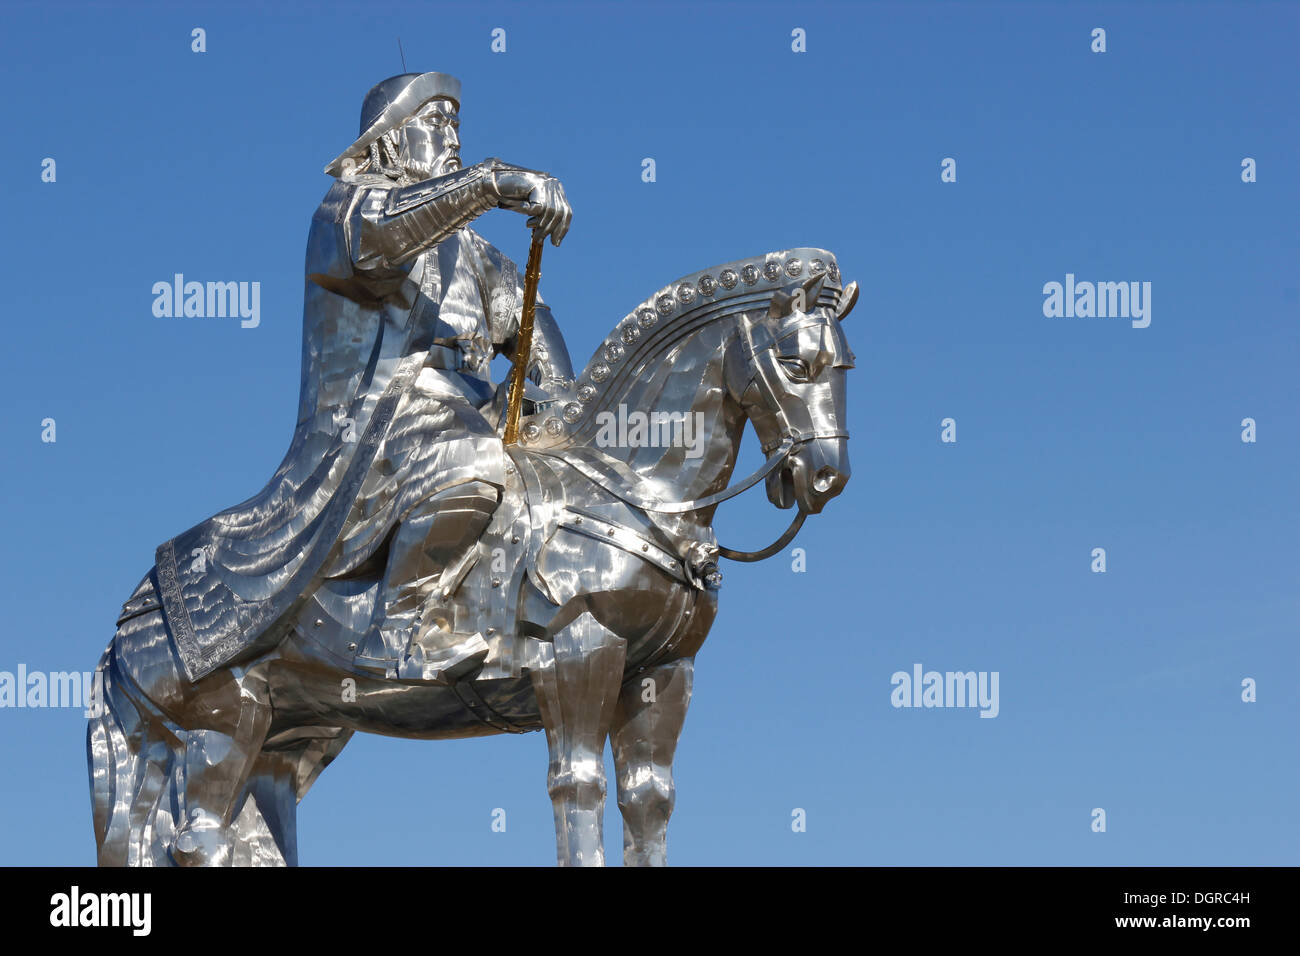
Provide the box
[350,158,525,271]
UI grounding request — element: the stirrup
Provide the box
[351,619,417,676]
[396,630,490,684]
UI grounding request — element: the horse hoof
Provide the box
[169,815,233,867]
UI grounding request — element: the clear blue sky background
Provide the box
[0,0,1295,865]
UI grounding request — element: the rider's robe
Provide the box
[151,173,573,682]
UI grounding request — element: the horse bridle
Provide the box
[541,310,844,563]
[713,309,848,560]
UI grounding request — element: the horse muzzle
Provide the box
[766,437,850,514]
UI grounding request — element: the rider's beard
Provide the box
[405,149,460,181]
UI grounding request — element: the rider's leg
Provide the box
[368,479,501,659]
[352,384,507,671]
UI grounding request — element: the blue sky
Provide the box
[0,0,1296,865]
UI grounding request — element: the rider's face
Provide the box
[399,99,461,179]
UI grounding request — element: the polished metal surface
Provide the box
[88,72,854,866]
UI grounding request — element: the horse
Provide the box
[87,247,856,866]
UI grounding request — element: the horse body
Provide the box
[262,441,720,740]
[89,248,854,866]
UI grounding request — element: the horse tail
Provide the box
[87,642,130,864]
[87,633,181,866]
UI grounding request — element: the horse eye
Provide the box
[778,357,811,382]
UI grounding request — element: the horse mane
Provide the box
[519,248,842,450]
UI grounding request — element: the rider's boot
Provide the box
[357,481,499,681]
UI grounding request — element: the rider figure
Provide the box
[151,72,572,686]
[315,72,574,675]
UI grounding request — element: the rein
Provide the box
[715,506,807,562]
[535,436,807,563]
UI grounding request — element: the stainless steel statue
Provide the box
[88,71,856,866]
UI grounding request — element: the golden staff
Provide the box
[502,228,545,445]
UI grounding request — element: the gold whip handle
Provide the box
[503,229,545,445]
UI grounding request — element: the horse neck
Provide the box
[579,321,746,512]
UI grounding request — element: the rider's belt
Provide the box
[424,344,462,370]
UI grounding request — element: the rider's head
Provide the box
[387,99,461,180]
[325,72,462,181]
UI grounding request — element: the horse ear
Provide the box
[768,272,826,319]
[768,288,796,320]
[736,308,756,349]
[805,272,827,303]
[738,307,776,354]
[835,281,859,321]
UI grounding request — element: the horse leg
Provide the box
[89,642,181,867]
[291,729,354,802]
[528,610,627,866]
[610,657,694,866]
[170,664,273,867]
[231,729,354,867]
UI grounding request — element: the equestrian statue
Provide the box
[88,71,856,866]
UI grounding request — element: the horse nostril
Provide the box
[813,467,838,493]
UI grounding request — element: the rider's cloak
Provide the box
[149,175,571,681]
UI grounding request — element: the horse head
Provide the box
[519,248,855,523]
[726,267,857,515]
